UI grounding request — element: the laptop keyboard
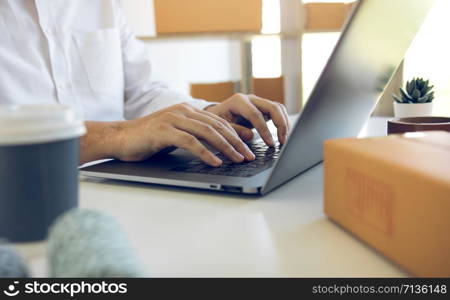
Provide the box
[171,141,281,177]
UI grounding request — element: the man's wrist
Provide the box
[105,121,127,160]
[81,121,126,164]
[204,103,218,113]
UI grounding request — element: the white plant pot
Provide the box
[393,102,433,118]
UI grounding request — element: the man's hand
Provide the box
[81,103,255,166]
[205,94,291,146]
[80,96,290,167]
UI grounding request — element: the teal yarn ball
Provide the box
[0,243,29,278]
[47,209,146,278]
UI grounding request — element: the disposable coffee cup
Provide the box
[0,105,86,242]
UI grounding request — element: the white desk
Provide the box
[20,117,406,277]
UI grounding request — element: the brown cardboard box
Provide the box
[253,77,285,104]
[191,77,285,103]
[304,2,355,32]
[154,0,262,34]
[324,131,450,277]
[190,81,237,102]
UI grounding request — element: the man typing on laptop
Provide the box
[0,0,289,166]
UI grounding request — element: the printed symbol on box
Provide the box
[3,281,20,297]
[345,168,394,235]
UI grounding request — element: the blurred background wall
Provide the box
[119,0,450,116]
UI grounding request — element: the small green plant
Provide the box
[393,77,435,104]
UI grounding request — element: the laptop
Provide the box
[80,0,435,195]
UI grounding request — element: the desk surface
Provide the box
[20,117,406,277]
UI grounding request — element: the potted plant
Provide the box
[393,77,435,118]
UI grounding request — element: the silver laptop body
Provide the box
[80,0,435,195]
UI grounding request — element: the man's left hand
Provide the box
[205,94,291,146]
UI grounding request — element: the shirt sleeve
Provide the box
[115,2,214,120]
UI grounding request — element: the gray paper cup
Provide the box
[0,105,86,242]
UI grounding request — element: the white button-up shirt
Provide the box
[0,0,211,121]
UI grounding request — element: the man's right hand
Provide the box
[81,103,256,166]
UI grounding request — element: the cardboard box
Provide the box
[253,77,284,104]
[304,2,355,32]
[190,81,237,102]
[324,131,450,277]
[191,77,285,103]
[154,0,262,34]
